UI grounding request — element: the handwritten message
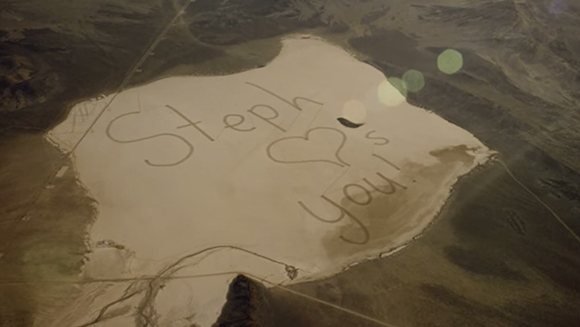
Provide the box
[105,82,407,245]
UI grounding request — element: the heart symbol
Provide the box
[266,127,350,167]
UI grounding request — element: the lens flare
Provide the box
[341,100,367,124]
[378,78,406,107]
[402,70,425,92]
[438,49,463,74]
[549,0,568,15]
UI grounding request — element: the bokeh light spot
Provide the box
[549,0,568,15]
[388,77,408,98]
[438,49,463,74]
[341,100,367,124]
[402,70,425,92]
[378,78,407,107]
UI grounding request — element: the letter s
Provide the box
[365,130,389,146]
[106,111,194,167]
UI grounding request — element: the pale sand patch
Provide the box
[48,37,493,326]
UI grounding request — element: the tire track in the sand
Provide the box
[499,159,580,244]
[73,245,298,327]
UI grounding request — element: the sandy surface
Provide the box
[48,37,492,326]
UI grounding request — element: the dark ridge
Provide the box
[212,275,266,327]
[337,117,364,128]
[444,245,527,281]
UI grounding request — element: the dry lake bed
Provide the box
[46,37,492,327]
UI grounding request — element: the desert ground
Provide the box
[1,0,580,327]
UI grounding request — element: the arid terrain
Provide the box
[1,0,580,326]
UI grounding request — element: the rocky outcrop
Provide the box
[213,275,267,327]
